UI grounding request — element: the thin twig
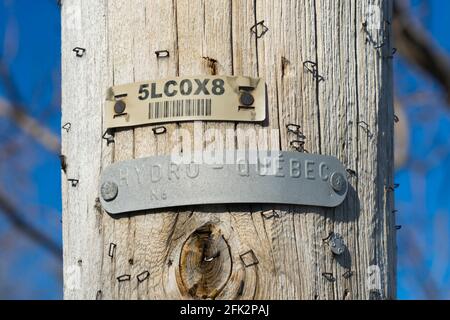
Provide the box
[393,0,450,104]
[0,60,60,154]
[0,99,60,154]
[0,188,62,260]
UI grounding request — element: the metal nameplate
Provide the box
[105,76,266,129]
[99,151,348,215]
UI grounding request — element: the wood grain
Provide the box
[62,0,395,300]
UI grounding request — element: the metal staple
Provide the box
[250,20,269,38]
[240,250,259,268]
[73,47,86,57]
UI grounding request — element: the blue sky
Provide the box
[394,0,450,299]
[0,0,61,299]
[0,0,450,299]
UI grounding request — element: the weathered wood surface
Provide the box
[62,0,395,300]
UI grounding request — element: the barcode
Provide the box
[149,99,212,119]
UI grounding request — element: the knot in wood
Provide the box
[178,224,231,299]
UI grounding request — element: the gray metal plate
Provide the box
[99,151,348,215]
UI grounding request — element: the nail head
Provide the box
[330,172,346,193]
[101,181,118,202]
[114,100,126,114]
[240,92,255,106]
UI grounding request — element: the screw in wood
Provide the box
[330,172,346,193]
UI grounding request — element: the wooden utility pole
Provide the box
[62,0,395,300]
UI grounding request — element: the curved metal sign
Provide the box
[99,151,348,215]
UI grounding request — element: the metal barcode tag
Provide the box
[104,75,266,129]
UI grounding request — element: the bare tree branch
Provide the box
[0,59,60,153]
[0,99,60,154]
[394,0,450,104]
[0,19,63,268]
[0,187,62,260]
[404,229,441,299]
[394,99,409,169]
